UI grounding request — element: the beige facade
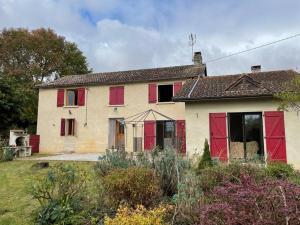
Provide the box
[184,98,300,168]
[37,80,186,154]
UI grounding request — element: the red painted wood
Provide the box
[148,83,157,103]
[144,121,156,151]
[57,89,65,107]
[209,113,228,161]
[77,88,85,106]
[264,111,287,162]
[176,120,186,154]
[109,86,124,105]
[173,82,183,95]
[29,135,40,153]
[60,118,65,136]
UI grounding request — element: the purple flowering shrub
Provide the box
[197,174,300,225]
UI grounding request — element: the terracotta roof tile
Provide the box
[37,64,206,88]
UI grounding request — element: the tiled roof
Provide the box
[37,64,206,88]
[173,70,299,101]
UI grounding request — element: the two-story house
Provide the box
[36,52,206,154]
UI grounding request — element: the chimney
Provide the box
[251,65,261,73]
[193,51,202,65]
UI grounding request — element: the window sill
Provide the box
[156,102,175,105]
[108,104,126,107]
[63,105,79,108]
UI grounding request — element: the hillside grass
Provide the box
[0,160,96,225]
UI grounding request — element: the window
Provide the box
[66,119,75,136]
[158,84,173,102]
[66,90,78,106]
[109,86,124,105]
[156,121,175,149]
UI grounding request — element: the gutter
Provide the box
[187,75,201,98]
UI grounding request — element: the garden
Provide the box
[1,139,300,225]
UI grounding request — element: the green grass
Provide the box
[0,159,96,225]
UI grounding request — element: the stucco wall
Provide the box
[185,98,300,168]
[37,80,186,154]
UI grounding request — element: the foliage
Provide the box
[2,148,14,161]
[104,205,169,225]
[0,28,91,135]
[102,167,162,208]
[276,75,300,113]
[266,162,295,179]
[196,139,213,173]
[29,163,89,225]
[197,174,300,225]
[95,149,136,177]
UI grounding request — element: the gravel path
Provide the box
[31,153,101,162]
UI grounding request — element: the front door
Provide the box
[115,120,125,150]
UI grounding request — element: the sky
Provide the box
[0,0,300,75]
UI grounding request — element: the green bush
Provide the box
[95,149,136,177]
[102,167,162,208]
[266,162,295,179]
[2,148,14,161]
[30,163,89,225]
[196,139,213,173]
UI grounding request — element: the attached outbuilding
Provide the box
[174,69,300,168]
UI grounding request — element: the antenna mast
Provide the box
[189,33,196,62]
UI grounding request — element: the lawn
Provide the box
[0,159,96,225]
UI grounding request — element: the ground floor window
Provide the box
[156,121,175,149]
[228,112,264,161]
[66,119,75,136]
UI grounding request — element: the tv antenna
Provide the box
[189,33,196,61]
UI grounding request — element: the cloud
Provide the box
[0,0,299,75]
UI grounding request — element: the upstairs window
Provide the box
[66,90,78,106]
[158,84,173,102]
[109,86,124,105]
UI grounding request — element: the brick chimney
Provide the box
[251,65,261,73]
[193,51,202,65]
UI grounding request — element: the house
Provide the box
[36,52,206,154]
[174,66,300,168]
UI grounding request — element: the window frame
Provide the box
[66,118,76,136]
[66,89,78,106]
[157,83,174,103]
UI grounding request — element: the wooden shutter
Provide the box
[110,86,124,105]
[144,121,156,151]
[109,87,117,105]
[264,111,287,162]
[57,89,65,107]
[148,84,157,103]
[60,119,65,136]
[176,120,186,154]
[77,88,85,106]
[173,82,183,95]
[29,135,40,153]
[209,113,228,161]
[117,86,124,105]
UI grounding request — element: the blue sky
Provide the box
[0,0,300,75]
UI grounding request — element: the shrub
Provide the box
[30,163,89,225]
[266,162,295,179]
[197,175,300,225]
[2,148,14,161]
[95,149,135,177]
[102,167,162,208]
[196,139,213,173]
[104,205,169,225]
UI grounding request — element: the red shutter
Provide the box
[29,135,40,153]
[148,84,157,103]
[144,121,156,151]
[60,118,65,136]
[109,87,117,105]
[117,86,124,105]
[173,82,183,95]
[57,89,64,107]
[176,120,186,154]
[77,88,85,106]
[209,113,228,161]
[264,111,287,162]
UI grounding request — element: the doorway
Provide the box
[108,118,125,150]
[228,112,264,161]
[156,121,175,149]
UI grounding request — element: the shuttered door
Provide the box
[57,89,65,107]
[144,121,156,151]
[176,120,186,154]
[29,135,40,153]
[148,84,157,103]
[264,111,287,162]
[60,119,66,136]
[77,88,85,106]
[173,82,182,95]
[209,113,228,161]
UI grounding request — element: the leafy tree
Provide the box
[277,75,300,113]
[0,28,91,135]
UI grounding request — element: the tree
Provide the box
[197,139,213,173]
[0,28,91,136]
[277,76,300,113]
